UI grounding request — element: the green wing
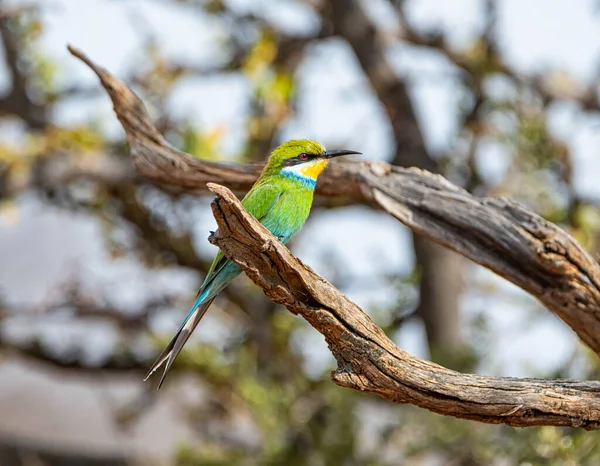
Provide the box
[201,182,282,287]
[241,181,283,223]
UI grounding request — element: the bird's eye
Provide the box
[299,153,309,161]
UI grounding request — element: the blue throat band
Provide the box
[281,171,317,189]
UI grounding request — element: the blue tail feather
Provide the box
[144,259,243,388]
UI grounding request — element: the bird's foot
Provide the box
[207,230,218,245]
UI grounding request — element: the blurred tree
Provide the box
[2,0,600,465]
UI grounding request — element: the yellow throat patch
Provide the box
[300,159,329,179]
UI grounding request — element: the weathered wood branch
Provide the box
[206,182,600,429]
[67,44,600,359]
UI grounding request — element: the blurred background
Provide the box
[1,0,600,464]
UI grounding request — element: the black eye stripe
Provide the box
[282,153,318,166]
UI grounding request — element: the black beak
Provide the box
[322,149,362,159]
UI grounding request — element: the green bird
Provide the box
[145,139,360,388]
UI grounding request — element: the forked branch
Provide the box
[67,45,600,427]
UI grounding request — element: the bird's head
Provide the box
[264,139,361,184]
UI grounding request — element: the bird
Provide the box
[144,139,360,388]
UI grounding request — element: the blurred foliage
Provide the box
[398,405,600,465]
[1,1,600,466]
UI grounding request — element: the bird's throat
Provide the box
[280,159,329,188]
[300,159,328,179]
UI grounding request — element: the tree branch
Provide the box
[206,182,600,429]
[0,336,148,375]
[67,44,600,359]
[0,13,48,129]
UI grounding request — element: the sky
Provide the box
[1,0,600,458]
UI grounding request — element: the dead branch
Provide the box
[67,45,600,359]
[207,182,600,429]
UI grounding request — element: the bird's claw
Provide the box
[207,230,218,245]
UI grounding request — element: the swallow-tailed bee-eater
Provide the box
[145,139,360,388]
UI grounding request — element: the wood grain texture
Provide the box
[68,45,600,426]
